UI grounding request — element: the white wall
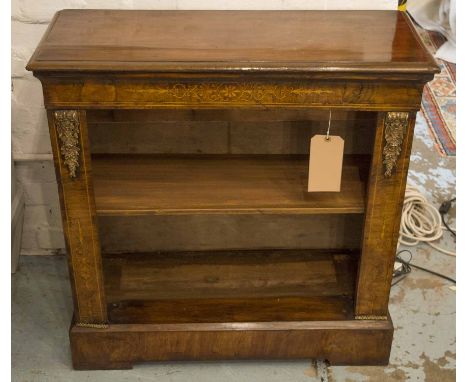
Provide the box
[12,0,397,255]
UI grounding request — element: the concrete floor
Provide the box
[12,113,455,381]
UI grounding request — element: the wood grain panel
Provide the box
[88,116,376,156]
[47,110,107,324]
[70,319,393,369]
[86,109,375,123]
[91,154,369,215]
[98,214,364,253]
[103,250,356,296]
[103,250,356,324]
[108,296,354,324]
[355,112,416,317]
[27,10,437,74]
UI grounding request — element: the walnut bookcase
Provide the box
[27,10,438,369]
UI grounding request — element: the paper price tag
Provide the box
[308,135,344,192]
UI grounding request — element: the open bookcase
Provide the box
[26,9,438,369]
[86,109,373,326]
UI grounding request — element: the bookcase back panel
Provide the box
[98,214,363,253]
[88,110,376,156]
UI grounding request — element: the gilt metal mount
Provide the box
[54,110,81,179]
[383,112,409,177]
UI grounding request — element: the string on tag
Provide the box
[326,109,332,141]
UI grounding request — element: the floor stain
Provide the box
[420,353,456,382]
[404,278,445,290]
[390,285,406,304]
[303,361,318,378]
[436,351,456,367]
[329,366,407,382]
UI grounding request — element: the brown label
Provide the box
[308,135,344,192]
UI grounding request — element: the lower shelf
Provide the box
[76,249,391,370]
[103,249,358,324]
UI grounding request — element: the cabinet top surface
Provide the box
[27,9,438,75]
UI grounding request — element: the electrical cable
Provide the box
[440,197,456,237]
[392,249,456,287]
[392,250,413,287]
[399,185,456,256]
[442,214,456,237]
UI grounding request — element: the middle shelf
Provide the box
[92,154,369,216]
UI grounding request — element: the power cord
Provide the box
[439,197,456,237]
[392,249,456,287]
[399,185,456,256]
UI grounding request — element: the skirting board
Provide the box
[70,318,393,370]
[11,184,25,273]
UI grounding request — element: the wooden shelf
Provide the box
[103,250,358,324]
[92,154,368,216]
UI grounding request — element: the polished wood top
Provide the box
[27,10,438,75]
